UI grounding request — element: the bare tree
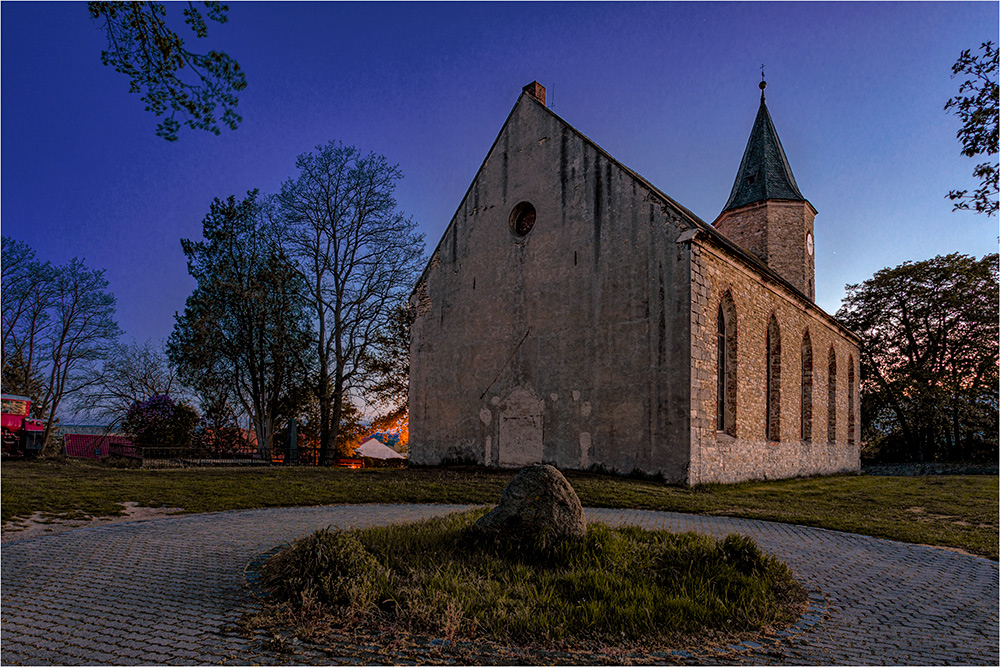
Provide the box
[1,237,57,412]
[279,142,424,465]
[37,258,122,452]
[73,338,181,425]
[3,239,122,447]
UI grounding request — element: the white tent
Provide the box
[355,437,405,459]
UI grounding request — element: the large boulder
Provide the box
[474,464,586,542]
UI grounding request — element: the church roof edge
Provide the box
[412,86,849,336]
[524,96,817,295]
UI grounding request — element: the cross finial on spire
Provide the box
[759,64,767,101]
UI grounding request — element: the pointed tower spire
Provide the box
[714,78,817,301]
[721,79,806,213]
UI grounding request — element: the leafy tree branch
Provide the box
[945,41,999,216]
[88,1,247,141]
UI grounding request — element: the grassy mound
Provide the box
[259,509,805,649]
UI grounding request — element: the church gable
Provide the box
[415,84,698,303]
[410,83,696,480]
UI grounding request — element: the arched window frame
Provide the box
[827,346,838,444]
[766,314,781,442]
[716,292,738,437]
[801,331,813,442]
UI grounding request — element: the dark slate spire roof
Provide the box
[722,86,806,212]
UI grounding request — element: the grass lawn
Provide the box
[254,509,806,653]
[2,459,996,559]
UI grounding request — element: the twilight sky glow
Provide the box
[2,2,997,346]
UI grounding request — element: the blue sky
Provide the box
[2,2,997,346]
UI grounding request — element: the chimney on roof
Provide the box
[522,81,546,105]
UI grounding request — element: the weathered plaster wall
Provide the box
[688,238,860,484]
[409,94,693,481]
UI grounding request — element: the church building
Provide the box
[409,80,860,484]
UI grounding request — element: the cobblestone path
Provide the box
[588,509,999,666]
[2,505,997,665]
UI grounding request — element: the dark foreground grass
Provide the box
[2,459,996,558]
[255,509,805,651]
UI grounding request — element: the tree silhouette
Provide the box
[169,191,311,460]
[837,253,999,462]
[279,142,424,466]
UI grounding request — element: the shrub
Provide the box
[261,528,386,608]
[122,394,199,447]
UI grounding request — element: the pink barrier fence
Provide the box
[64,434,133,459]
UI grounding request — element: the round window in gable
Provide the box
[509,202,536,237]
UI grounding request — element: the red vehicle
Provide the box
[1,394,45,458]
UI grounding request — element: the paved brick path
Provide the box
[1,505,997,665]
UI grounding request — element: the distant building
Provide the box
[409,81,860,484]
[366,431,401,450]
[356,436,406,460]
[57,424,123,438]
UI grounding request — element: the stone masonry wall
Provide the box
[409,92,694,482]
[714,200,816,300]
[688,237,860,484]
[714,203,768,265]
[761,200,815,301]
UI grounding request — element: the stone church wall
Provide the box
[760,201,815,300]
[687,238,860,484]
[714,200,816,300]
[410,94,694,482]
[411,87,860,486]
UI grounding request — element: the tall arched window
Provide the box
[716,292,737,436]
[847,356,856,445]
[801,331,813,442]
[766,315,781,442]
[827,346,838,444]
[717,305,726,430]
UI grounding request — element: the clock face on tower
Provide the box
[806,232,814,257]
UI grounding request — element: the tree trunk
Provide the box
[317,366,333,466]
[254,414,272,462]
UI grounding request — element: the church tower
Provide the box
[713,78,816,300]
